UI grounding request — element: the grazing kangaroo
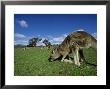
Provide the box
[48,31,97,67]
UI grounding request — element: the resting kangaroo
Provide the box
[48,31,97,66]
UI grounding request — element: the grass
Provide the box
[14,47,97,76]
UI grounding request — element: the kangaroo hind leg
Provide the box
[79,49,85,62]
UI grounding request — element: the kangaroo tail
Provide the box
[79,49,97,67]
[83,58,97,67]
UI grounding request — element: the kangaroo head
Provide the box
[48,48,60,62]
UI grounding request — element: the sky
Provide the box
[14,14,97,46]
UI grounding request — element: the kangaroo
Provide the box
[48,31,97,67]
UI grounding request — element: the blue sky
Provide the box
[14,14,97,45]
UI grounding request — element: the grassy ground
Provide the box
[14,47,97,76]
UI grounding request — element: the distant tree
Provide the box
[14,44,25,48]
[43,39,49,46]
[43,39,52,48]
[47,42,52,49]
[28,38,42,47]
[53,44,59,48]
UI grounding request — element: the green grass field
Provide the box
[14,47,97,76]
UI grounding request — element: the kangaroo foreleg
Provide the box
[73,48,80,67]
[61,53,68,62]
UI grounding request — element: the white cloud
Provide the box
[92,32,97,39]
[14,40,28,45]
[63,34,68,37]
[18,20,28,28]
[49,34,68,45]
[40,37,46,41]
[76,29,85,31]
[53,37,64,42]
[37,41,45,46]
[15,33,26,38]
